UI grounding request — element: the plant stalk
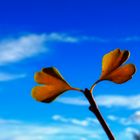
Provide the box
[83,88,115,140]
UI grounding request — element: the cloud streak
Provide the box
[0,117,137,140]
[46,33,79,43]
[117,127,139,140]
[0,33,106,65]
[0,72,26,81]
[52,115,99,127]
[47,33,140,43]
[119,36,140,42]
[1,32,140,66]
[0,34,47,65]
[0,117,102,140]
[108,110,140,125]
[56,94,140,109]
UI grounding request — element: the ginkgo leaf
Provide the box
[32,67,80,103]
[32,85,70,103]
[104,64,136,84]
[100,49,130,80]
[90,49,136,92]
[99,48,136,82]
[42,67,66,82]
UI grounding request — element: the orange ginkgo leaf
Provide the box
[32,67,79,103]
[104,64,136,84]
[99,48,136,83]
[90,49,136,92]
[100,48,130,80]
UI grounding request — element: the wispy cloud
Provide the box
[47,32,109,43]
[52,115,99,127]
[132,111,140,123]
[56,97,89,106]
[107,115,119,121]
[117,127,139,140]
[108,110,140,125]
[56,94,140,109]
[0,117,137,140]
[0,117,102,140]
[125,127,139,134]
[0,33,107,65]
[96,95,140,109]
[0,34,47,65]
[47,33,140,43]
[0,118,21,124]
[119,36,140,42]
[46,33,79,43]
[1,32,140,66]
[120,111,140,125]
[0,72,26,81]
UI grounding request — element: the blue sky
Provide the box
[0,0,140,139]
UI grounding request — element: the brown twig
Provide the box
[83,88,115,140]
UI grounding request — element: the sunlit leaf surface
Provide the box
[100,48,136,83]
[104,64,136,84]
[90,49,136,92]
[32,67,73,103]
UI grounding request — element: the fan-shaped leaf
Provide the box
[32,85,70,103]
[32,67,74,103]
[90,49,136,92]
[104,64,136,84]
[100,49,130,80]
[99,49,136,84]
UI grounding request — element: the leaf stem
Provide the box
[90,79,101,93]
[71,87,84,93]
[83,88,115,140]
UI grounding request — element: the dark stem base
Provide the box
[83,88,115,140]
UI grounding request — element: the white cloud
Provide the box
[1,32,140,65]
[56,94,140,109]
[0,118,21,124]
[1,32,140,68]
[125,127,139,134]
[0,32,82,65]
[46,33,79,43]
[0,34,47,65]
[117,127,139,140]
[96,95,140,109]
[46,32,109,43]
[0,33,108,65]
[132,111,140,123]
[56,97,89,106]
[0,72,26,81]
[108,110,140,126]
[0,117,139,140]
[52,115,99,127]
[119,36,140,42]
[0,118,102,140]
[121,111,140,125]
[107,115,127,125]
[107,115,119,121]
[79,35,109,42]
[52,115,69,123]
[47,33,140,43]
